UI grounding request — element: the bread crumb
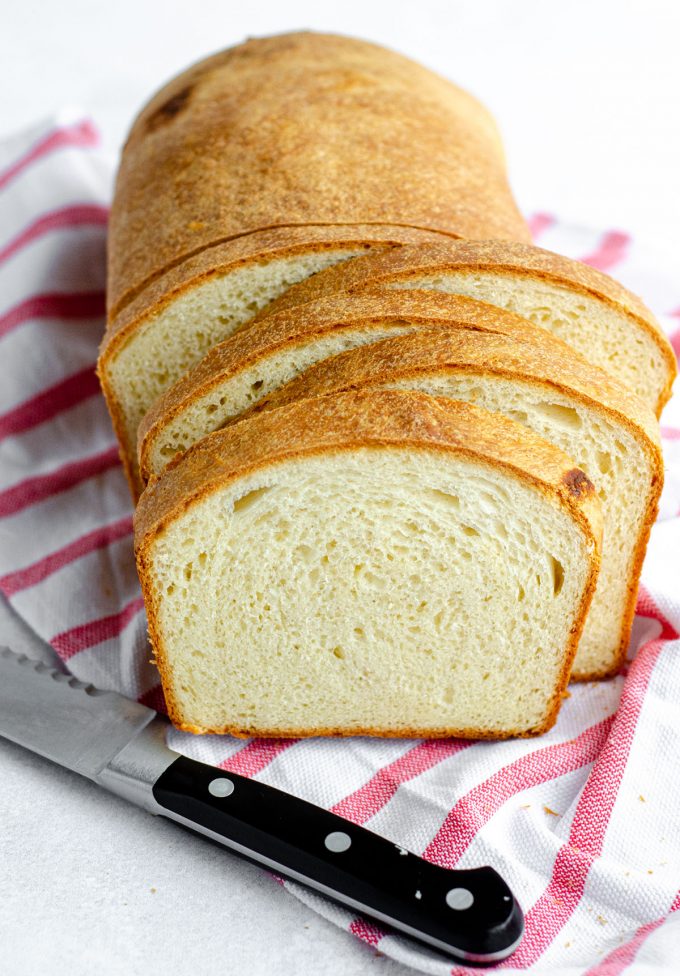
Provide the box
[639,794,646,802]
[150,887,157,894]
[648,869,654,875]
[564,942,571,948]
[543,805,559,817]
[596,915,607,926]
[520,803,531,809]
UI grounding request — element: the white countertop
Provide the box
[1,2,679,974]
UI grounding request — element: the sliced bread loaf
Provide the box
[101,32,529,495]
[250,330,663,680]
[255,240,676,415]
[135,390,601,738]
[138,290,555,484]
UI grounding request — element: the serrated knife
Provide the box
[0,642,523,963]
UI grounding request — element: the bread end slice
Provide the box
[135,390,601,738]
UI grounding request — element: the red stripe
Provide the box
[0,119,99,192]
[510,634,669,967]
[636,585,679,639]
[583,891,680,976]
[220,738,298,777]
[669,328,680,363]
[138,683,167,715]
[348,918,385,946]
[0,290,106,339]
[0,204,109,266]
[661,425,680,441]
[0,515,132,596]
[527,212,555,240]
[424,717,613,869]
[51,595,145,661]
[331,739,471,825]
[0,365,100,440]
[580,230,631,271]
[0,444,120,518]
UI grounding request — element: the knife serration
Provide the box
[0,646,156,779]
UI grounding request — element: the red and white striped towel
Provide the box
[1,115,679,976]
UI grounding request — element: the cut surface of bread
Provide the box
[135,390,601,738]
[255,331,662,680]
[257,240,676,415]
[138,290,557,483]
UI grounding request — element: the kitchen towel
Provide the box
[1,114,679,975]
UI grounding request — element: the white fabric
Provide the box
[0,114,679,974]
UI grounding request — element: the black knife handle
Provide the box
[152,755,523,963]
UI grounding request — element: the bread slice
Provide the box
[135,390,602,738]
[138,290,556,484]
[250,330,662,681]
[101,31,530,496]
[256,240,676,416]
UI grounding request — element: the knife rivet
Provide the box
[324,831,352,853]
[446,888,474,911]
[208,777,235,798]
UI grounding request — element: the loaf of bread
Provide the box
[102,31,670,738]
[134,390,602,738]
[255,240,676,415]
[137,290,556,483]
[99,32,529,496]
[237,327,661,680]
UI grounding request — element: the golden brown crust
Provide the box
[107,31,528,319]
[255,239,677,414]
[136,289,553,482]
[135,389,602,736]
[248,329,662,681]
[168,717,561,740]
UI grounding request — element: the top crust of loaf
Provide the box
[135,389,602,551]
[108,31,529,319]
[255,240,676,409]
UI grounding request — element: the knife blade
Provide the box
[0,643,523,963]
